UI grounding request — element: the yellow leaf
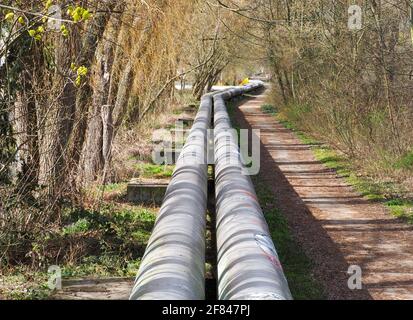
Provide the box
[240,78,250,86]
[60,24,69,37]
[45,0,53,10]
[67,6,74,16]
[72,7,83,22]
[5,12,15,21]
[82,10,91,21]
[77,66,88,77]
[75,75,81,86]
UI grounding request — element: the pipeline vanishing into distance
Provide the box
[214,84,293,300]
[130,83,292,300]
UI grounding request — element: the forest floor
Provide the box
[233,88,413,300]
[0,92,195,300]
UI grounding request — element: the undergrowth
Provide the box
[0,194,157,299]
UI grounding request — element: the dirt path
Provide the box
[234,88,413,300]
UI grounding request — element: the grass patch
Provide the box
[0,270,50,300]
[85,183,128,201]
[62,204,156,250]
[61,204,156,276]
[265,104,413,223]
[254,179,326,300]
[262,104,277,115]
[60,255,142,279]
[61,218,92,236]
[99,183,127,193]
[394,150,413,170]
[386,199,413,223]
[135,163,174,179]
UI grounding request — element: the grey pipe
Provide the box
[214,83,293,300]
[130,94,214,300]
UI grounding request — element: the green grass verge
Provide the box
[135,163,174,179]
[262,105,413,224]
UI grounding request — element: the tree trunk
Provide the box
[68,2,116,183]
[81,9,119,183]
[12,89,39,189]
[38,34,76,210]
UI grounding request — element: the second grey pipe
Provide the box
[213,83,293,300]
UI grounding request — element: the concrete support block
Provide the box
[127,179,169,205]
[177,117,195,127]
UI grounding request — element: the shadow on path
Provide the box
[233,88,413,300]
